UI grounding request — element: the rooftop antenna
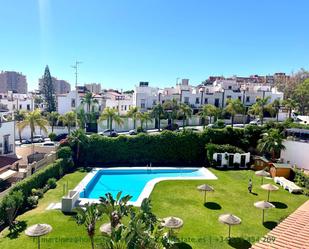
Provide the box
[71,61,83,128]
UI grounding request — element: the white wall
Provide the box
[213,152,250,168]
[281,140,309,170]
[16,126,75,140]
[0,120,15,155]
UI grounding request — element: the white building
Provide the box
[104,91,133,115]
[0,114,15,156]
[0,91,37,113]
[213,152,251,168]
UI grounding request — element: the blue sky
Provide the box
[0,0,308,90]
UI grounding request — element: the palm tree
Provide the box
[75,203,102,249]
[178,103,192,129]
[249,96,270,125]
[127,106,139,129]
[199,104,218,127]
[162,98,179,125]
[81,92,98,113]
[139,112,153,131]
[283,98,298,119]
[46,111,59,132]
[269,99,281,122]
[59,111,76,134]
[68,129,88,165]
[257,129,286,161]
[225,99,245,127]
[151,104,164,131]
[99,107,123,131]
[14,110,26,142]
[76,108,87,130]
[17,109,48,144]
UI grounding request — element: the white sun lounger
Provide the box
[274,177,303,193]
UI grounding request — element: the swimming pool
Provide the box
[76,167,217,206]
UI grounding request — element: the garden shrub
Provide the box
[47,178,57,189]
[57,146,72,161]
[293,169,309,189]
[48,132,57,141]
[31,188,44,199]
[27,196,38,208]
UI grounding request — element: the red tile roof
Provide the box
[251,200,309,249]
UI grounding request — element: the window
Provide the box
[246,96,250,103]
[184,97,189,104]
[71,99,76,108]
[214,98,220,107]
[121,105,124,111]
[238,96,242,101]
[124,105,127,111]
[204,98,208,104]
[227,95,231,99]
[19,104,22,109]
[228,86,232,90]
[141,99,146,109]
[27,104,30,110]
[195,98,200,104]
[152,100,156,106]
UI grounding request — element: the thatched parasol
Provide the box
[254,201,275,223]
[197,184,214,203]
[218,214,241,239]
[261,184,279,201]
[255,170,270,184]
[25,224,52,249]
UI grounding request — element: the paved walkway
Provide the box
[251,200,309,249]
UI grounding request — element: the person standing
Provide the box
[248,179,253,193]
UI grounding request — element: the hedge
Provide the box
[78,126,262,166]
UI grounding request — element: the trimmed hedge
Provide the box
[79,127,262,166]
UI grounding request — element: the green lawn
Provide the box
[0,169,307,249]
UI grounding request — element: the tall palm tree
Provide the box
[81,92,98,113]
[162,98,179,125]
[178,103,192,129]
[46,111,59,132]
[269,99,281,122]
[151,104,164,131]
[68,129,88,165]
[127,106,139,129]
[17,109,48,144]
[139,112,153,131]
[99,107,123,131]
[283,98,298,119]
[257,129,286,161]
[59,111,76,134]
[199,104,218,127]
[249,96,270,125]
[75,203,102,249]
[225,99,245,127]
[76,108,87,130]
[14,110,26,142]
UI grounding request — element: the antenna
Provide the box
[71,61,83,129]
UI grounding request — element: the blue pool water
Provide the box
[80,168,203,202]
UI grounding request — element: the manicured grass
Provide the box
[0,169,307,249]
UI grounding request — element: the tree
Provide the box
[162,98,179,125]
[151,104,164,131]
[68,129,88,166]
[225,99,245,127]
[283,98,298,119]
[178,103,192,128]
[41,65,56,112]
[139,111,153,131]
[294,79,309,115]
[59,111,76,134]
[127,106,139,129]
[199,104,218,127]
[99,107,123,131]
[81,92,98,113]
[257,129,286,161]
[14,110,26,142]
[75,203,102,249]
[268,99,281,122]
[46,111,59,132]
[17,109,48,144]
[249,96,270,125]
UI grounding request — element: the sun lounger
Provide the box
[273,177,303,193]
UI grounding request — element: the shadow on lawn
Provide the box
[270,201,288,209]
[263,221,277,230]
[6,220,27,239]
[204,202,222,210]
[228,237,252,249]
[172,242,192,249]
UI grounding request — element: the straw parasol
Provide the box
[197,184,214,203]
[261,184,279,201]
[254,201,275,223]
[218,214,241,239]
[255,170,270,184]
[25,224,52,249]
[161,216,183,236]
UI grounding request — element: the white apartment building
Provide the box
[104,91,133,115]
[0,92,37,113]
